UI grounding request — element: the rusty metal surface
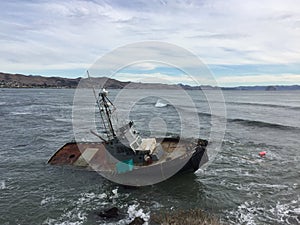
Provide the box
[48,142,80,165]
[48,138,206,169]
[48,142,105,165]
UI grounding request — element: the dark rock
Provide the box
[98,207,119,218]
[128,217,145,225]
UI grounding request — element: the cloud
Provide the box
[113,72,212,86]
[92,70,300,87]
[0,0,300,85]
[217,74,300,86]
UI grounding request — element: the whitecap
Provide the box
[155,99,168,108]
[104,204,150,225]
[98,193,108,199]
[0,180,6,190]
[110,188,119,199]
[226,201,258,225]
[10,111,32,115]
[55,118,72,123]
[294,208,300,214]
[43,209,87,225]
[41,196,55,206]
[227,198,300,225]
[127,204,150,224]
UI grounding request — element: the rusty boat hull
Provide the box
[48,137,208,186]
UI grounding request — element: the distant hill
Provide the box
[222,85,300,91]
[0,72,81,88]
[0,72,181,89]
[0,72,135,89]
[0,72,299,90]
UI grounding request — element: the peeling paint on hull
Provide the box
[48,138,208,185]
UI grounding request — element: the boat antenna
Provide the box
[87,70,117,140]
[87,70,97,100]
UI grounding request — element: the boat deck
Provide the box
[48,137,197,169]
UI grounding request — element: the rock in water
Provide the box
[98,207,119,218]
[128,217,145,225]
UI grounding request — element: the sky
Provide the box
[1,0,300,86]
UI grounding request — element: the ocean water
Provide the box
[0,88,299,225]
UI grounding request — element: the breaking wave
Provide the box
[42,187,151,225]
[155,99,168,108]
[228,118,299,130]
[0,180,6,190]
[226,101,300,111]
[226,198,300,225]
[10,111,32,115]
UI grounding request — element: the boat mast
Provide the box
[97,90,116,139]
[87,71,116,141]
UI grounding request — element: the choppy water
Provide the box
[0,88,299,225]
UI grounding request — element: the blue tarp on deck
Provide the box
[116,159,133,174]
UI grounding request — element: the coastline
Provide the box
[1,72,300,90]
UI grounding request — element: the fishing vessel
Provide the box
[48,89,209,186]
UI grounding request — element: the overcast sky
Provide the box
[1,0,300,86]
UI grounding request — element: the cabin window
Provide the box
[136,136,142,146]
[132,142,139,150]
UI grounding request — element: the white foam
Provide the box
[269,200,300,224]
[106,204,150,225]
[236,201,256,225]
[227,197,300,225]
[42,191,112,225]
[77,192,108,205]
[10,111,32,115]
[43,209,87,225]
[43,190,151,225]
[236,182,289,192]
[110,188,119,199]
[127,204,150,224]
[55,118,72,123]
[294,208,300,214]
[99,193,108,199]
[0,180,6,190]
[155,99,167,108]
[41,196,55,206]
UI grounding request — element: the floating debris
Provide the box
[259,151,266,157]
